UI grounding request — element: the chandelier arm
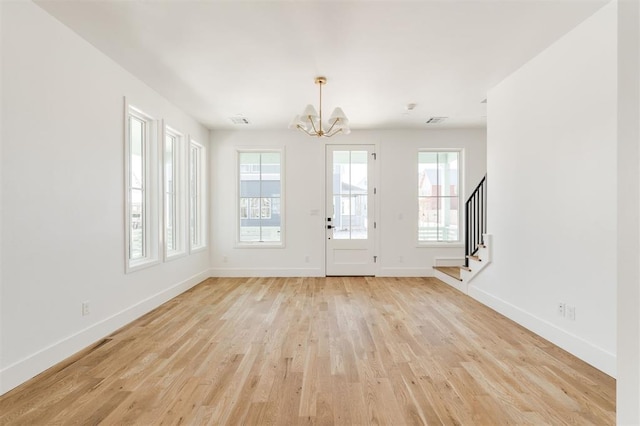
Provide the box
[308,116,321,136]
[296,124,315,136]
[325,118,341,135]
[324,128,344,138]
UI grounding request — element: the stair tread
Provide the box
[433,266,463,281]
[466,255,482,261]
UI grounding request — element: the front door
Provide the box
[325,145,376,276]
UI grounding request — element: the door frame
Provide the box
[323,142,380,276]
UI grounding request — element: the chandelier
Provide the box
[289,77,350,137]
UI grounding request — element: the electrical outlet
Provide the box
[82,301,90,316]
[567,305,576,321]
[557,302,565,317]
[222,256,228,263]
[305,255,310,263]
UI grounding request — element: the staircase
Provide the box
[433,175,489,294]
[434,234,492,293]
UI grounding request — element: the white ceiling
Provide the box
[35,0,608,131]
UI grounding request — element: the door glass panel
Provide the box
[351,194,368,239]
[351,150,368,165]
[333,151,350,194]
[331,150,368,240]
[334,195,351,239]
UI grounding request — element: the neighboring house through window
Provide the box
[418,151,461,243]
[238,150,284,246]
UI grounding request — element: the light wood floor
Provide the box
[0,277,615,425]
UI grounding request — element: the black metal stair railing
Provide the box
[465,175,487,267]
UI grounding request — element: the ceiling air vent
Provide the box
[426,117,447,124]
[229,116,250,125]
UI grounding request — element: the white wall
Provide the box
[209,129,486,277]
[472,2,617,376]
[0,1,5,396]
[617,0,640,422]
[0,2,210,394]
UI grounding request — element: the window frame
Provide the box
[189,138,207,253]
[124,101,161,272]
[163,123,187,261]
[236,148,286,248]
[417,149,464,247]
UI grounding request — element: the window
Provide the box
[125,104,159,271]
[238,150,284,245]
[164,125,186,259]
[418,151,461,243]
[189,139,207,251]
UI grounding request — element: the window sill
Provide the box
[165,250,188,262]
[126,258,160,274]
[190,245,208,254]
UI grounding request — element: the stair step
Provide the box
[460,265,472,272]
[466,255,481,262]
[434,266,463,281]
[477,244,486,249]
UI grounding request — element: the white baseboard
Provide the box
[0,269,210,395]
[468,286,616,378]
[209,267,324,277]
[210,267,433,278]
[377,267,433,277]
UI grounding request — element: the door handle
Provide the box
[327,225,333,229]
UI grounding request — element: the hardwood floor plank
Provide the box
[298,342,319,418]
[0,277,616,425]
